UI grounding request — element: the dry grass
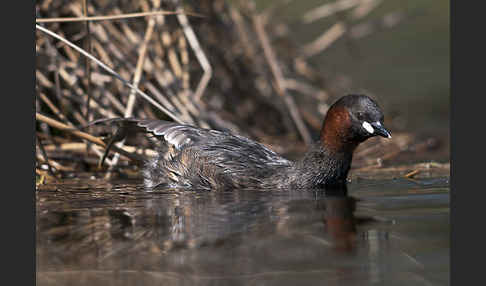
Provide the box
[35,0,438,180]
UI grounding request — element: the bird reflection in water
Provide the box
[37,183,380,273]
[318,187,359,253]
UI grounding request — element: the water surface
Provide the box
[37,176,449,286]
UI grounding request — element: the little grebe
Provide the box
[114,94,391,190]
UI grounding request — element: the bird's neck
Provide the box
[288,144,354,189]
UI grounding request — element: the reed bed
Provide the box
[35,0,445,182]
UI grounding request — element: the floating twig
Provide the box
[404,169,420,178]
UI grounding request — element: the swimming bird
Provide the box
[106,94,391,190]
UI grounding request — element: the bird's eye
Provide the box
[357,112,364,120]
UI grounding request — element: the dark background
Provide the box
[265,0,449,161]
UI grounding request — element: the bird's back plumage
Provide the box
[136,120,292,190]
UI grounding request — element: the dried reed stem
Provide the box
[177,8,212,102]
[36,10,203,23]
[36,24,184,124]
[36,113,106,147]
[254,14,312,144]
[107,0,160,174]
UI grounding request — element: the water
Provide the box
[36,176,449,286]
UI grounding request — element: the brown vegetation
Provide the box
[35,0,447,182]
